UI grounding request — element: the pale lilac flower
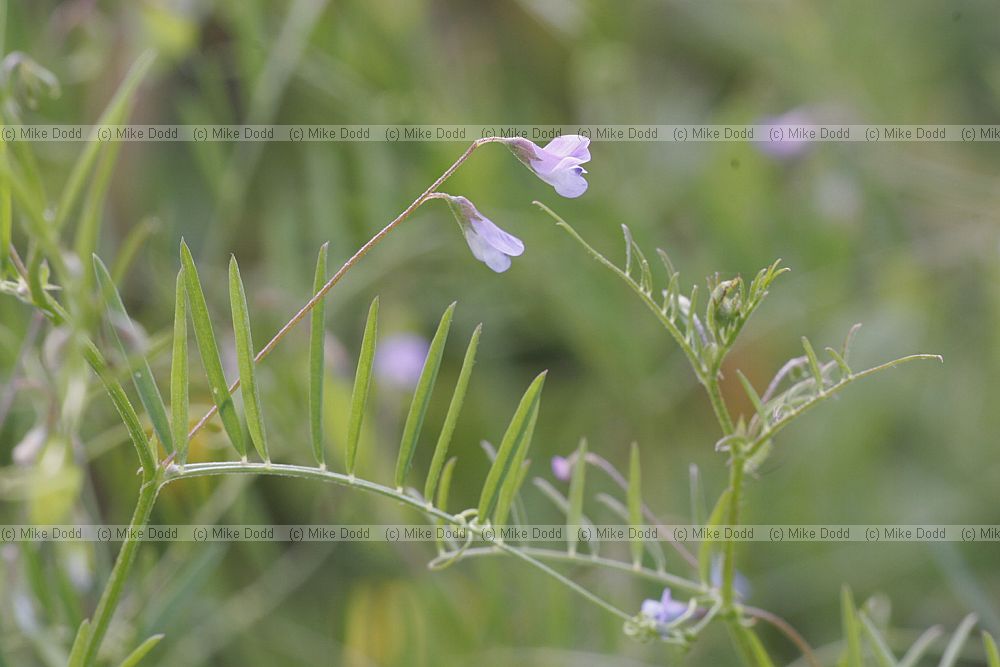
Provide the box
[504,135,591,198]
[758,108,813,160]
[445,195,524,273]
[374,334,430,390]
[551,455,573,481]
[640,588,687,626]
[710,555,751,600]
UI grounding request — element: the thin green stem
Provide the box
[187,137,504,441]
[705,364,740,613]
[721,451,745,611]
[162,462,454,521]
[83,472,160,665]
[429,546,707,596]
[161,461,634,620]
[744,606,822,667]
[746,354,942,458]
[70,138,506,664]
[539,205,704,377]
[493,541,633,621]
[705,374,735,436]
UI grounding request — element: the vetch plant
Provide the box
[441,194,524,272]
[504,134,592,197]
[3,52,997,667]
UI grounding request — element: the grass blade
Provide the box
[437,456,458,511]
[697,488,730,584]
[171,269,189,464]
[597,492,667,571]
[346,296,379,475]
[736,370,766,425]
[180,240,245,458]
[111,217,158,283]
[309,243,328,468]
[82,342,155,474]
[826,346,852,378]
[566,437,588,556]
[434,456,459,552]
[841,586,863,667]
[731,624,777,667]
[628,442,643,568]
[690,463,706,526]
[801,336,824,391]
[493,396,541,527]
[93,255,173,455]
[842,323,862,364]
[899,625,943,667]
[67,619,91,667]
[0,142,10,272]
[55,51,156,233]
[229,256,268,462]
[116,634,164,667]
[476,371,547,521]
[938,613,977,667]
[73,137,120,273]
[859,611,897,667]
[983,631,1000,667]
[424,324,480,504]
[394,302,456,489]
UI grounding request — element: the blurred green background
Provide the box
[1,0,999,665]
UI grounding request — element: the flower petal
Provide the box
[470,214,524,257]
[640,599,663,620]
[551,456,572,481]
[543,135,591,162]
[463,227,512,272]
[539,158,589,198]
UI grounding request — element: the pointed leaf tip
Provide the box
[309,243,329,468]
[566,438,587,556]
[477,371,546,521]
[229,256,268,461]
[395,302,456,488]
[425,322,481,502]
[346,296,379,475]
[171,267,189,464]
[180,242,245,457]
[93,254,173,455]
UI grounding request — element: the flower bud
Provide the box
[444,195,524,273]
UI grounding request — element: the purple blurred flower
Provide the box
[758,108,813,160]
[445,195,524,273]
[551,455,573,481]
[640,588,687,626]
[710,555,751,600]
[374,334,429,390]
[505,135,591,198]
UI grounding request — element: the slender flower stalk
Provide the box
[187,137,506,441]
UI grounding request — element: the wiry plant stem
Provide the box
[429,545,707,595]
[76,139,507,664]
[744,606,822,667]
[187,137,505,442]
[83,472,160,665]
[161,461,636,620]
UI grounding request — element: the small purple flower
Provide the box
[374,334,430,389]
[445,195,524,273]
[640,588,687,626]
[505,135,591,198]
[758,108,813,160]
[710,555,751,600]
[551,455,573,481]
